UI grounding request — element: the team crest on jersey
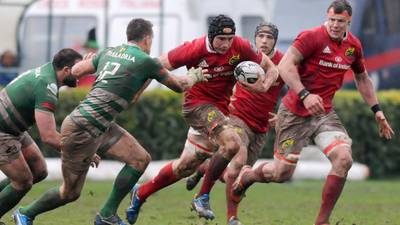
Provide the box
[207,110,217,122]
[47,83,58,96]
[281,139,295,150]
[234,127,243,135]
[345,47,355,57]
[119,47,126,52]
[228,54,240,65]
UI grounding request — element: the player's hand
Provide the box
[303,94,325,116]
[187,67,210,85]
[239,72,267,93]
[375,111,394,140]
[90,154,101,168]
[83,52,96,61]
[268,112,278,128]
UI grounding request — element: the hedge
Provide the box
[30,88,399,178]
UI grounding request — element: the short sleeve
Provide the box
[146,58,169,83]
[34,79,58,112]
[168,40,199,69]
[292,30,319,59]
[351,46,366,74]
[91,49,107,70]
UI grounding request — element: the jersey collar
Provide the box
[205,36,217,54]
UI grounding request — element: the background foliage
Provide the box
[31,88,400,178]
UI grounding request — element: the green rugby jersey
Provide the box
[0,63,58,135]
[71,44,168,136]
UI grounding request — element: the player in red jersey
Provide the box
[232,1,394,225]
[126,15,279,224]
[185,22,284,225]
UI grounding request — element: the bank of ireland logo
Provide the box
[345,47,355,57]
[229,54,240,65]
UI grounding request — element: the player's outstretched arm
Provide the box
[161,68,209,93]
[354,71,394,139]
[35,109,61,151]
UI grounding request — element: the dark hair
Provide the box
[126,18,153,42]
[52,48,82,70]
[327,0,352,16]
[208,14,236,43]
[254,22,279,40]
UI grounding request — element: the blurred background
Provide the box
[0,0,399,179]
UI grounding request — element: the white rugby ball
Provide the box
[234,61,264,83]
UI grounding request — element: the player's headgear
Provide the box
[255,22,279,40]
[208,15,236,44]
[254,22,279,54]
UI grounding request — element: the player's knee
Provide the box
[63,190,81,202]
[227,163,244,178]
[175,162,196,178]
[129,151,151,171]
[220,134,241,159]
[142,152,152,167]
[272,169,292,183]
[333,150,353,172]
[33,169,48,183]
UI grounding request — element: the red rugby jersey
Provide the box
[282,25,366,116]
[230,50,284,133]
[168,36,262,115]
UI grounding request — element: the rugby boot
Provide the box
[191,194,215,220]
[13,208,34,225]
[94,213,126,225]
[125,184,143,224]
[228,216,243,225]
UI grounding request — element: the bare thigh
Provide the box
[21,135,47,180]
[104,128,150,172]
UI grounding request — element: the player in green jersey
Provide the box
[0,48,83,222]
[13,18,207,225]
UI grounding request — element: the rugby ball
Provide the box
[234,61,264,83]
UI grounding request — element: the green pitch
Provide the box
[3,180,400,225]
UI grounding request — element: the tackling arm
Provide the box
[158,54,209,93]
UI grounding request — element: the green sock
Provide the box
[0,185,29,217]
[0,179,10,192]
[99,165,143,217]
[20,187,67,218]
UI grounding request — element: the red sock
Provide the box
[219,169,227,183]
[138,162,178,201]
[199,153,230,195]
[197,160,209,175]
[226,175,239,220]
[315,175,346,225]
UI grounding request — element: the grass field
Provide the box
[2,180,400,225]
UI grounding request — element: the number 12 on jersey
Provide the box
[97,62,121,81]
